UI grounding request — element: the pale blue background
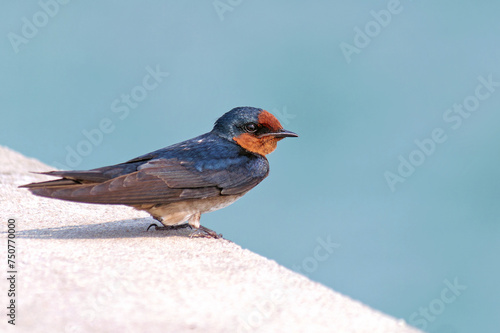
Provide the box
[2,1,499,332]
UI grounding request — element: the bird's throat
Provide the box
[233,133,281,156]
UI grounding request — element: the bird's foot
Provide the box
[147,223,222,239]
[147,223,192,232]
[189,225,223,239]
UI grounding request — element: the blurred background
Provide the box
[1,1,499,332]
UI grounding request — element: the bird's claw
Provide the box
[147,223,159,231]
[189,226,223,239]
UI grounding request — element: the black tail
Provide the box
[19,170,115,204]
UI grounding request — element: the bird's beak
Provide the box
[259,129,298,138]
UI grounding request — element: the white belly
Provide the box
[135,193,245,227]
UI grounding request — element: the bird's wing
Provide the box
[20,156,269,205]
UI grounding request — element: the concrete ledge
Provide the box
[0,146,421,333]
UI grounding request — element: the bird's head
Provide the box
[212,106,298,155]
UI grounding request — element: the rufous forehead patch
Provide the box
[258,110,283,132]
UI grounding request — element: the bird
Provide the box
[20,107,298,238]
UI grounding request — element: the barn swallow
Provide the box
[20,107,298,238]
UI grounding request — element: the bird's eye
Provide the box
[244,123,258,133]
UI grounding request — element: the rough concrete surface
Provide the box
[0,145,421,333]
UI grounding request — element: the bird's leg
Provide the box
[147,214,222,238]
[147,216,192,232]
[187,213,223,239]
